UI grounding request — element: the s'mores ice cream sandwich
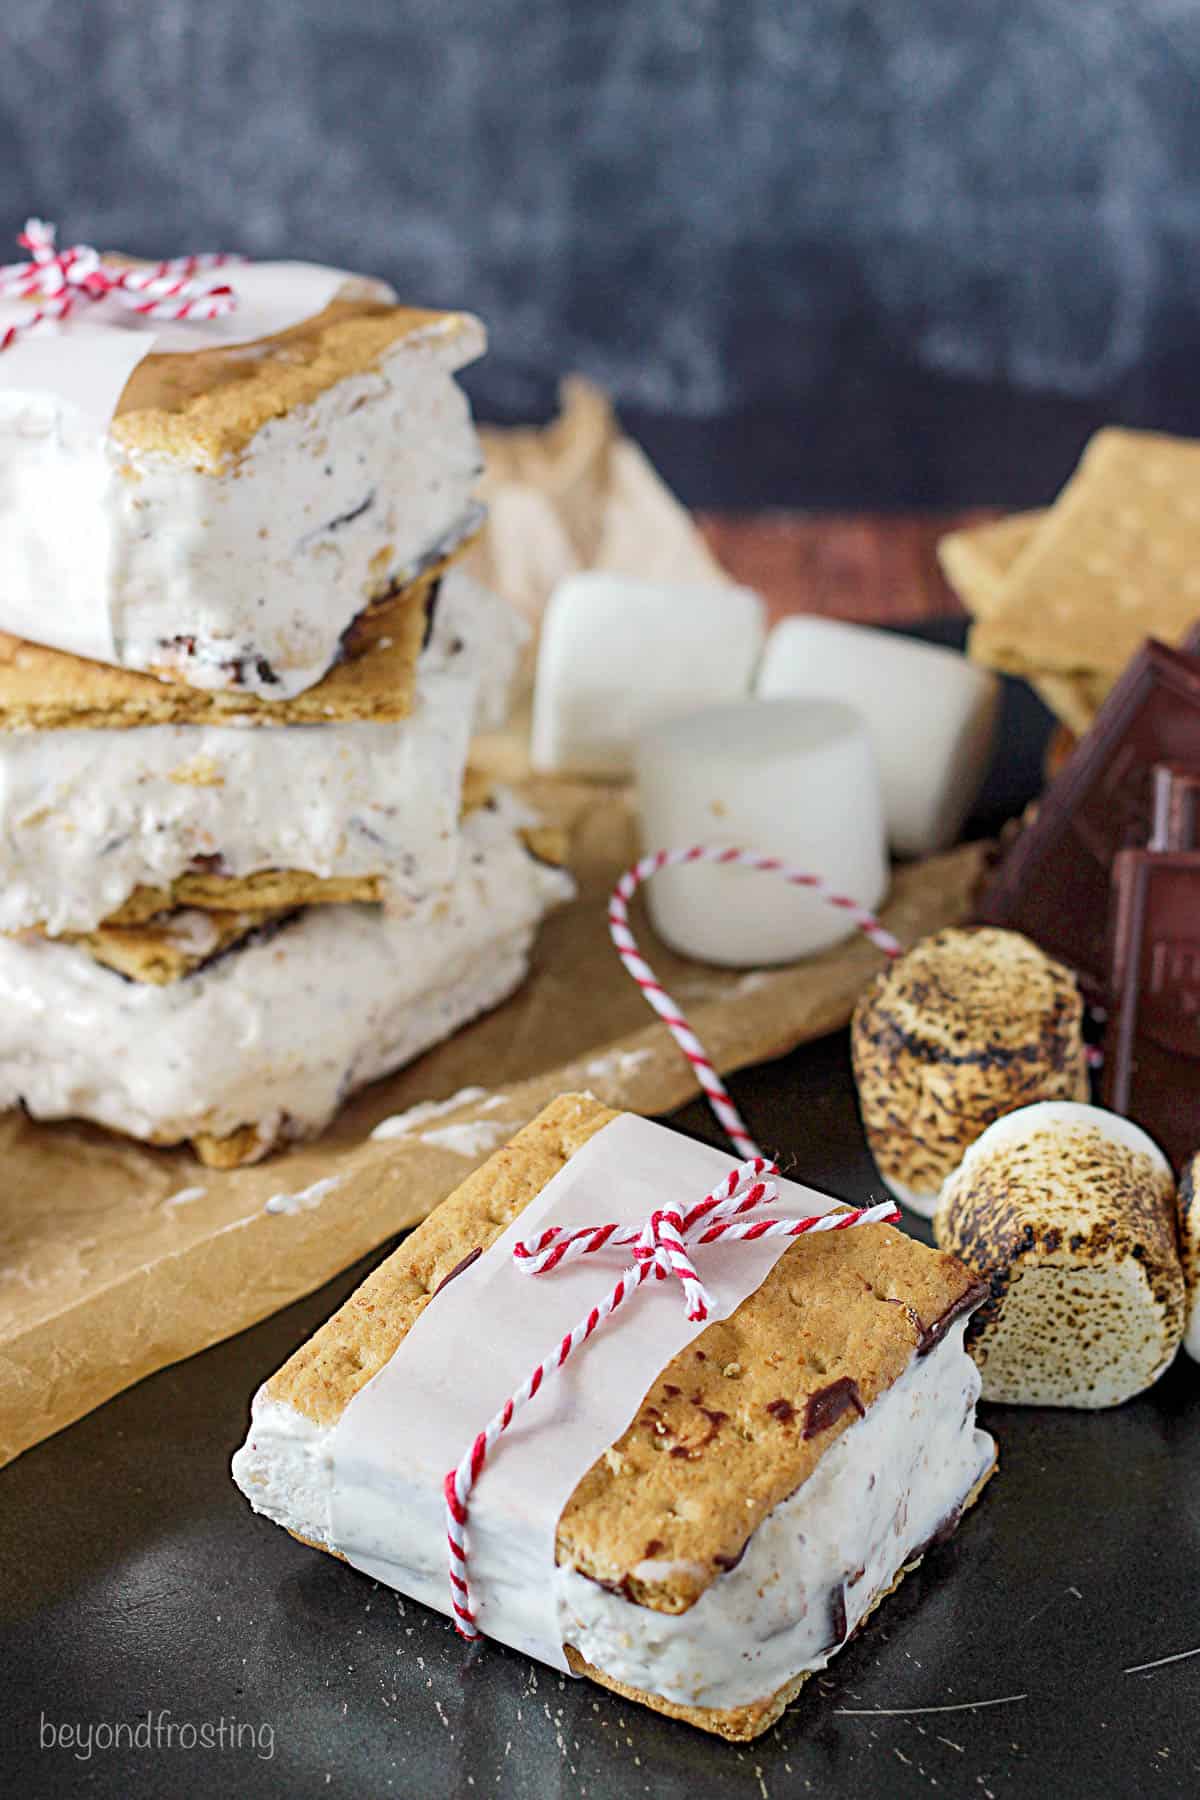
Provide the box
[0,267,486,698]
[0,790,570,1167]
[0,569,520,938]
[0,231,561,1168]
[233,1096,995,1739]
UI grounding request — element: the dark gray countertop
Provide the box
[2,640,1198,1797]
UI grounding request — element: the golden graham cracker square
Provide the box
[51,906,288,986]
[939,511,1109,731]
[0,552,460,730]
[101,871,384,927]
[109,296,484,473]
[937,509,1044,618]
[969,428,1200,679]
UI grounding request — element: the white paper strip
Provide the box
[0,261,381,433]
[327,1112,845,1671]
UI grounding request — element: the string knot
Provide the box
[513,1159,786,1324]
[0,217,243,350]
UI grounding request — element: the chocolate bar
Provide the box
[1151,763,1200,855]
[1103,765,1200,1166]
[977,638,1200,994]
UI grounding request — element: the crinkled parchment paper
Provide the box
[0,382,984,1466]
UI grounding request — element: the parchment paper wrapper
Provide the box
[0,382,984,1467]
[0,261,370,433]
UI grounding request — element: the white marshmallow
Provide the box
[756,618,999,856]
[531,572,765,778]
[634,698,889,967]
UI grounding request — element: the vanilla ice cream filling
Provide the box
[0,794,571,1145]
[427,565,529,733]
[0,323,485,697]
[233,1319,991,1712]
[0,668,475,934]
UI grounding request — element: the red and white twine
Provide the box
[610,846,903,1158]
[0,218,241,350]
[444,847,904,1643]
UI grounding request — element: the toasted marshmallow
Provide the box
[852,927,1089,1217]
[1177,1153,1200,1363]
[936,1102,1184,1407]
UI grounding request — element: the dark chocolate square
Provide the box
[977,639,1200,994]
[1102,847,1200,1167]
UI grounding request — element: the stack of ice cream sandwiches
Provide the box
[0,268,570,1165]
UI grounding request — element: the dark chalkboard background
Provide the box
[2,1,1199,505]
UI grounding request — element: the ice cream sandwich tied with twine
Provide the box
[232,1094,995,1740]
[0,223,487,701]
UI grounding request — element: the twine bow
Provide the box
[0,217,242,350]
[443,1158,899,1639]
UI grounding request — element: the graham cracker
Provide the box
[0,554,458,730]
[57,906,285,986]
[264,1093,988,1732]
[937,510,1045,617]
[109,292,485,473]
[191,1123,279,1171]
[969,428,1200,679]
[103,871,385,927]
[938,511,1109,731]
[1027,669,1114,737]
